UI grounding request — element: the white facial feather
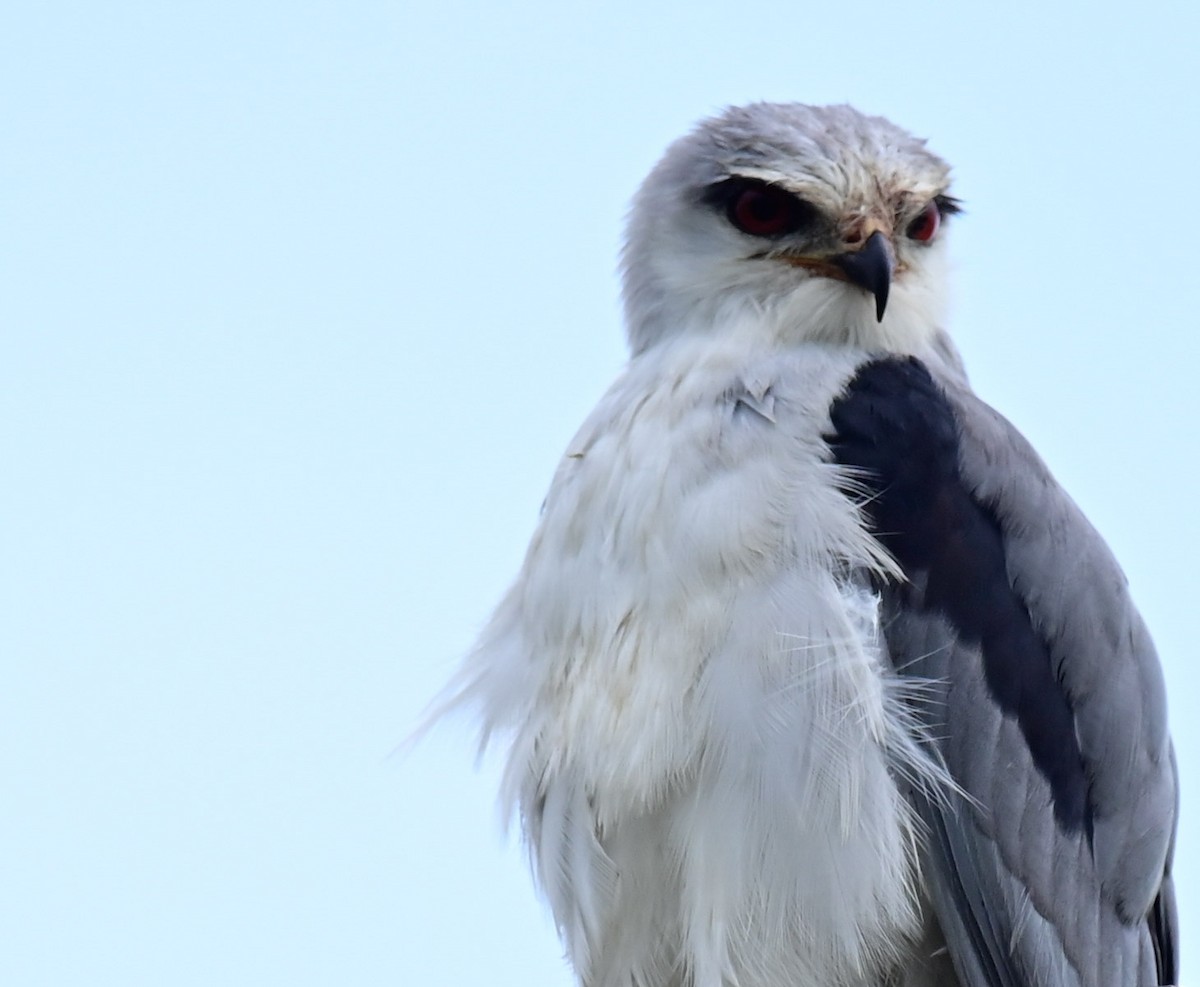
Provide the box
[442,103,963,987]
[621,103,955,356]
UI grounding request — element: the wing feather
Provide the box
[827,353,1178,987]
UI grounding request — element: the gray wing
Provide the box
[827,355,1178,987]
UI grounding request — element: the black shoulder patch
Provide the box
[827,357,1092,835]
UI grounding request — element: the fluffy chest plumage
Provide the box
[461,336,931,986]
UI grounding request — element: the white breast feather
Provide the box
[446,326,944,987]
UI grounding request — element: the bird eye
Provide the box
[906,201,941,243]
[725,183,810,238]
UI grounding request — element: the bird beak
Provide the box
[833,231,895,322]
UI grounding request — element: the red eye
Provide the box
[906,201,941,242]
[728,184,809,238]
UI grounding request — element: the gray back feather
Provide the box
[883,348,1177,986]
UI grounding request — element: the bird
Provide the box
[439,103,1179,987]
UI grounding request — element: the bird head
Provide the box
[621,103,959,354]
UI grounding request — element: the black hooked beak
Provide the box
[833,231,895,322]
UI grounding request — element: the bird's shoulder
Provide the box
[824,352,1177,987]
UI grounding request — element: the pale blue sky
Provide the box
[2,2,1197,984]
